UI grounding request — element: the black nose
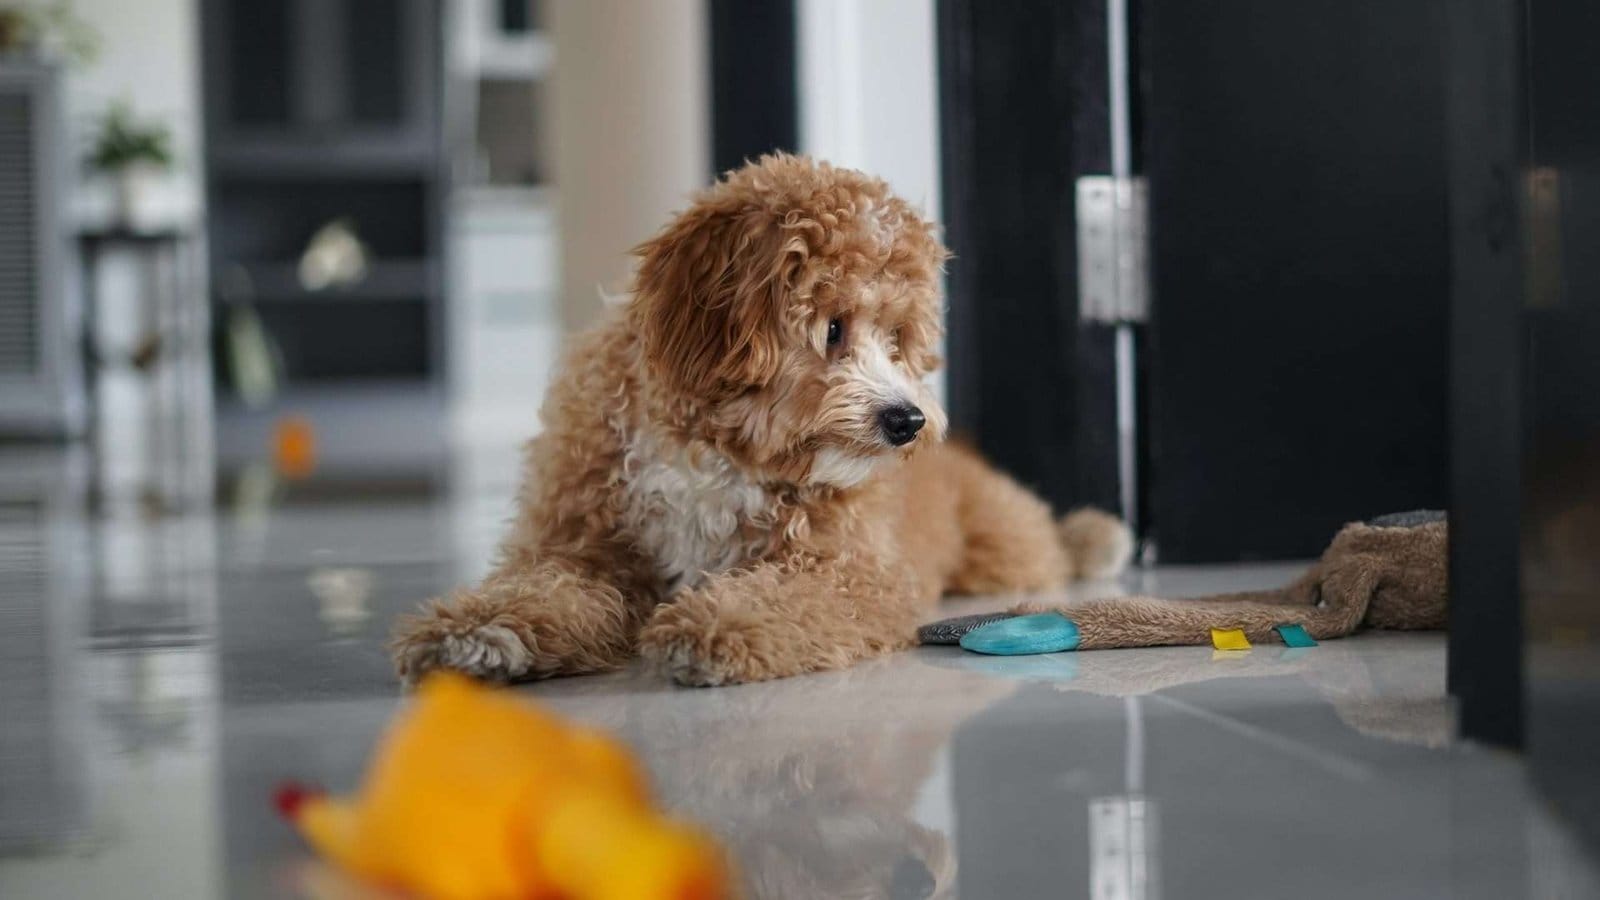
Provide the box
[890,856,936,900]
[878,404,926,446]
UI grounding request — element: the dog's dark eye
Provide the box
[826,318,844,347]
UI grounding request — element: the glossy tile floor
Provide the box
[3,446,1598,900]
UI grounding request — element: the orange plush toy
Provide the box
[275,673,728,900]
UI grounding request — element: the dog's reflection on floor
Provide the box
[530,634,1454,899]
[538,658,1013,899]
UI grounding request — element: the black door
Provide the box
[939,1,1452,564]
[1139,1,1451,562]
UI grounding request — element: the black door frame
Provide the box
[1443,0,1527,749]
[707,0,799,178]
[937,0,1126,519]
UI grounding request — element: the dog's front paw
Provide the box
[390,608,536,686]
[638,599,783,687]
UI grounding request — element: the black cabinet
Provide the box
[207,0,438,169]
[201,0,446,389]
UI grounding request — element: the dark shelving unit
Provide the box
[200,0,448,392]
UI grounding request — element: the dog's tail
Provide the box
[1058,507,1135,580]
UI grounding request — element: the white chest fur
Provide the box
[621,431,776,594]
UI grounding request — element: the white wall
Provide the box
[56,0,207,461]
[64,0,204,227]
[798,0,942,223]
[549,0,709,332]
[798,0,945,400]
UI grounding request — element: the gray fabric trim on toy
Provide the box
[918,511,1447,652]
[917,612,1020,645]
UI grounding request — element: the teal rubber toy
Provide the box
[1275,623,1318,647]
[959,613,1081,655]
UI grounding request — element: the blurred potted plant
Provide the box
[0,2,100,65]
[87,101,174,229]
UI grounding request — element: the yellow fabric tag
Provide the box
[1210,628,1252,651]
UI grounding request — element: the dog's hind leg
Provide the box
[929,445,1131,593]
[391,560,649,685]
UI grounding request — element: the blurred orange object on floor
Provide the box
[273,415,317,479]
[276,673,730,900]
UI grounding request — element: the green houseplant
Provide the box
[87,101,174,228]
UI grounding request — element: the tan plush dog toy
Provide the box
[921,511,1447,652]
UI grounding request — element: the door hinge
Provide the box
[1076,175,1149,324]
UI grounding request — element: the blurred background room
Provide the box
[0,2,946,895]
[1,1,1598,897]
[0,0,941,565]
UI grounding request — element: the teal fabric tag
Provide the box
[1275,624,1318,647]
[960,613,1081,655]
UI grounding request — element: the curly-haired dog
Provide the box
[393,154,1131,686]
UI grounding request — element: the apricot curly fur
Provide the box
[391,154,1131,687]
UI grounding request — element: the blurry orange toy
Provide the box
[275,673,729,900]
[272,415,318,479]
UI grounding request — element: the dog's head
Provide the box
[630,154,949,488]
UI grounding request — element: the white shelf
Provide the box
[474,31,553,81]
[452,0,553,82]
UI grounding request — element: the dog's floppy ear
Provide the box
[632,199,804,397]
